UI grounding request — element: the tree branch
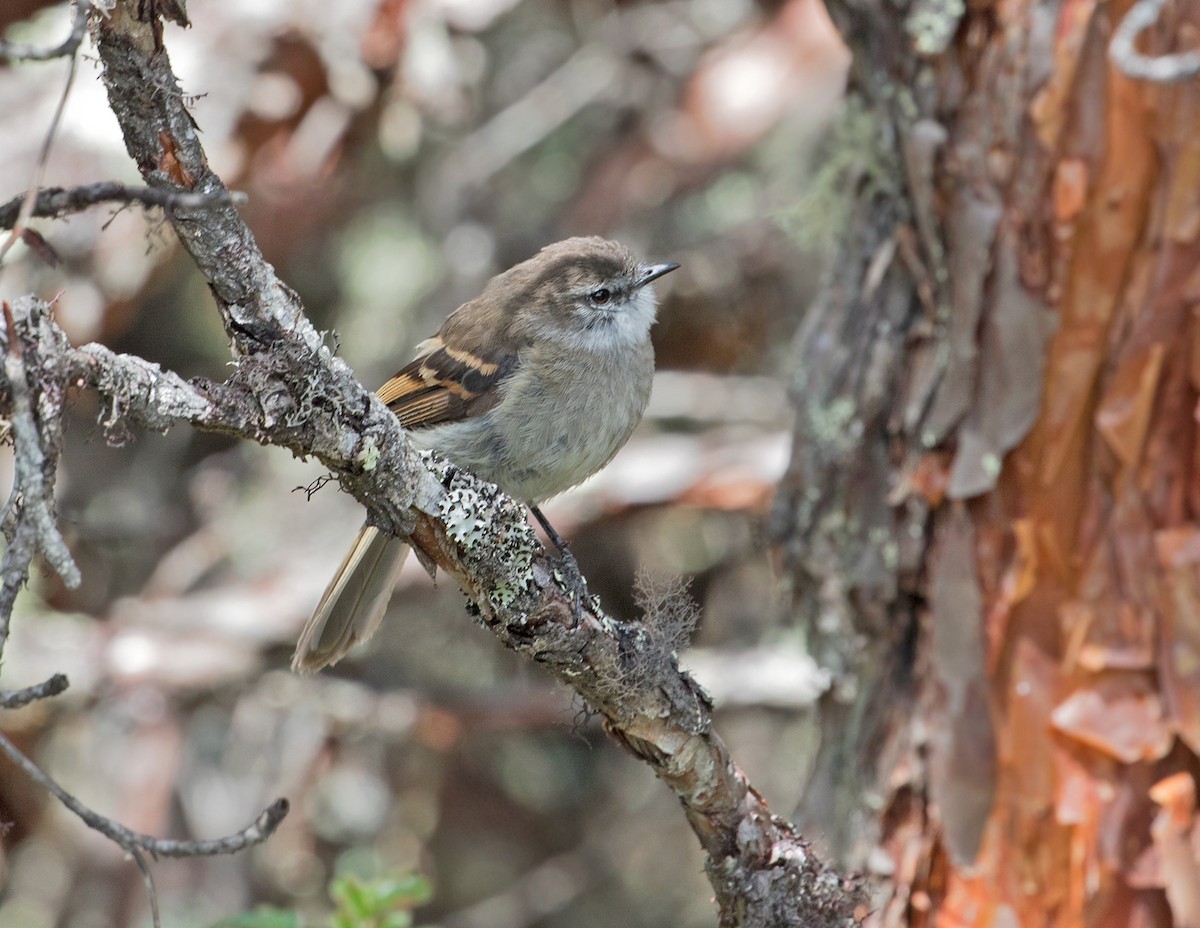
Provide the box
[0,728,288,858]
[0,2,83,274]
[1,303,78,587]
[0,181,247,231]
[0,671,70,709]
[0,1,870,923]
[0,0,89,63]
[0,300,78,661]
[4,288,865,926]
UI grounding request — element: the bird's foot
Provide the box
[530,505,589,626]
[553,542,589,627]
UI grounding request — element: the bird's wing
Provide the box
[375,302,523,428]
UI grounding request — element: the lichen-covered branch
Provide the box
[410,466,865,926]
[0,181,245,231]
[0,1,868,923]
[2,292,864,927]
[0,296,443,540]
[0,300,78,662]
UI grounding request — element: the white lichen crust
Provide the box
[423,451,538,611]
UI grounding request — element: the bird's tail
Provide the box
[292,524,409,673]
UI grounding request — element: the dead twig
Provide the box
[0,729,290,857]
[0,302,79,665]
[0,728,288,928]
[0,0,89,63]
[0,672,70,709]
[0,1,85,274]
[0,182,248,231]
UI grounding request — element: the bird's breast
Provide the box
[415,341,653,503]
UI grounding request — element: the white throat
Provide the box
[567,284,659,353]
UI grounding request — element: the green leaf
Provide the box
[331,876,372,919]
[375,875,432,907]
[207,906,300,928]
[329,871,432,926]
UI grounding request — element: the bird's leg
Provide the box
[529,505,587,624]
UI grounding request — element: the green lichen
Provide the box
[357,437,381,471]
[778,96,901,251]
[905,0,965,56]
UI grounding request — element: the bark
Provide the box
[777,0,1200,924]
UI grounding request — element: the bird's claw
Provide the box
[530,504,589,627]
[553,543,588,627]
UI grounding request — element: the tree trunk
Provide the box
[776,0,1200,923]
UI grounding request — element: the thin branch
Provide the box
[0,723,288,928]
[0,519,37,661]
[0,0,89,63]
[1110,0,1200,82]
[0,300,78,666]
[135,800,293,858]
[132,848,161,928]
[0,182,248,231]
[0,729,290,858]
[1,302,80,591]
[0,672,70,709]
[0,2,84,274]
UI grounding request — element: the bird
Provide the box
[292,236,679,673]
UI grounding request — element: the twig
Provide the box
[132,848,161,928]
[0,301,79,665]
[0,182,248,231]
[0,1,84,274]
[130,799,293,858]
[0,729,288,926]
[3,298,436,524]
[0,0,89,63]
[0,672,70,709]
[1,303,80,592]
[1110,0,1200,82]
[0,519,37,661]
[0,730,292,854]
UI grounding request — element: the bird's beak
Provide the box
[635,262,680,288]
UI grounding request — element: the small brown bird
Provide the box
[293,236,679,673]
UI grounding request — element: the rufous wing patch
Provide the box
[375,335,518,429]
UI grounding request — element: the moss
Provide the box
[778,96,901,251]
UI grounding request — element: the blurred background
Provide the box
[0,1,849,926]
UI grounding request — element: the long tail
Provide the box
[292,524,409,673]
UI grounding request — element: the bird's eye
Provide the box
[589,288,611,306]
